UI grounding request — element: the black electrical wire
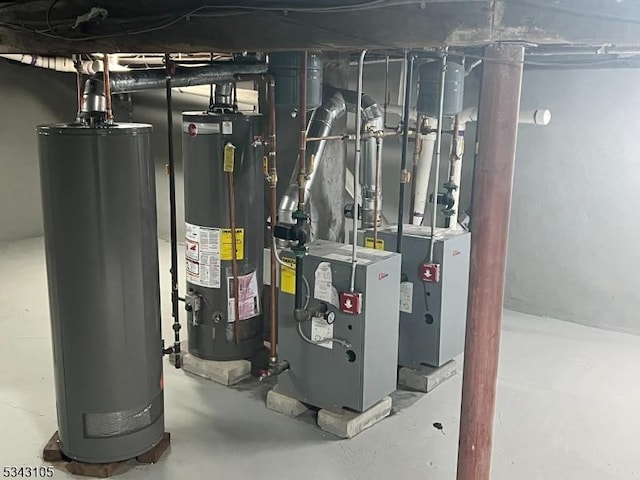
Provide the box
[0,0,427,42]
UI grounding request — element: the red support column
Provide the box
[456,43,525,480]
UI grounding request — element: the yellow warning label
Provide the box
[220,228,244,260]
[280,257,296,295]
[365,237,385,251]
[223,143,236,172]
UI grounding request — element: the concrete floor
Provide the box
[1,237,639,479]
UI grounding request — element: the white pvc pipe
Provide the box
[458,106,552,126]
[411,117,437,225]
[0,54,128,74]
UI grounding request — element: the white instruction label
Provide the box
[185,223,221,288]
[314,262,339,307]
[311,316,334,350]
[400,281,414,314]
[227,270,260,323]
[222,121,233,135]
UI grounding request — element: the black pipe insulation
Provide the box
[109,63,268,94]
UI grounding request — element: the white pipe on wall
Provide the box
[0,54,129,74]
[458,106,552,126]
[411,117,437,225]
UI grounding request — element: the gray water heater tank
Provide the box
[182,112,265,361]
[417,60,465,117]
[269,51,323,111]
[37,123,164,463]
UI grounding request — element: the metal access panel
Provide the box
[277,240,401,412]
[359,226,470,368]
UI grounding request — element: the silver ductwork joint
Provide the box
[214,82,234,107]
[78,77,106,125]
[278,91,347,225]
[359,95,384,228]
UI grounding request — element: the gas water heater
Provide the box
[182,107,265,361]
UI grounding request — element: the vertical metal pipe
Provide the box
[428,52,448,262]
[383,55,390,128]
[373,136,382,246]
[165,53,182,369]
[74,56,83,119]
[456,43,525,480]
[267,77,279,362]
[395,54,415,253]
[102,53,113,124]
[350,49,367,292]
[297,51,308,211]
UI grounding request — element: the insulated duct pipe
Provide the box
[278,91,347,225]
[109,63,268,94]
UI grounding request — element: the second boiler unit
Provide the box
[182,87,265,361]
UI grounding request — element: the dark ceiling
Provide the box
[1,0,640,54]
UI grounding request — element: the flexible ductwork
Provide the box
[278,89,384,228]
[108,63,268,94]
[278,91,347,225]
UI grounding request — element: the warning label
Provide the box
[311,316,334,350]
[400,281,413,314]
[221,228,245,261]
[365,237,385,251]
[185,223,221,289]
[280,257,296,295]
[227,270,260,323]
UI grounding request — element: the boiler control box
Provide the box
[358,226,471,368]
[277,240,401,412]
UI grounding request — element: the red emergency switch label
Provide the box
[420,263,441,283]
[339,292,363,315]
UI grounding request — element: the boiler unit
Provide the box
[359,227,470,368]
[276,240,401,412]
[182,109,265,361]
[37,79,164,463]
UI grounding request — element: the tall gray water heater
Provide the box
[182,112,265,360]
[37,123,164,463]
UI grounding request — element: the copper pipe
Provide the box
[267,77,279,362]
[408,114,424,219]
[227,168,241,345]
[102,53,113,123]
[297,51,308,211]
[456,43,525,480]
